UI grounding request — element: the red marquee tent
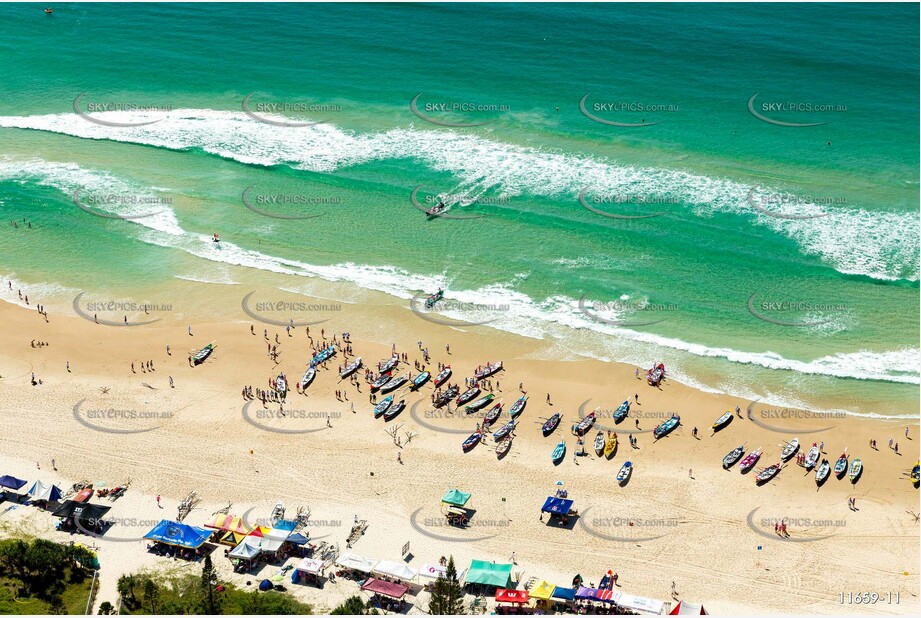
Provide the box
[496,588,530,604]
[361,577,409,600]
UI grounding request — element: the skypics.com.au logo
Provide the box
[72,292,173,327]
[410,94,510,127]
[72,400,174,435]
[241,291,341,327]
[73,94,173,127]
[242,93,342,127]
[580,94,678,127]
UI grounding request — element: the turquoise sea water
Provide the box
[0,2,918,415]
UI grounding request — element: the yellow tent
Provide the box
[218,529,248,546]
[530,580,556,601]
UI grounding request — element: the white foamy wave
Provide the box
[1,110,916,280]
[0,157,183,236]
[140,229,447,305]
[135,216,921,387]
[132,211,921,386]
[0,273,81,313]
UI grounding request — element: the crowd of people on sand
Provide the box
[242,382,285,406]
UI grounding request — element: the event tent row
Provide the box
[330,552,470,586]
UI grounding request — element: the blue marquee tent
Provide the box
[287,531,310,546]
[552,586,577,601]
[144,520,213,549]
[541,496,573,515]
[0,475,27,490]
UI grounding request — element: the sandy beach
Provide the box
[0,280,918,615]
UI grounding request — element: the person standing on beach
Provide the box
[634,393,639,403]
[157,495,162,508]
[188,325,192,336]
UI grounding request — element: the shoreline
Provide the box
[2,271,917,421]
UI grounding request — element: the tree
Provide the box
[97,601,115,615]
[201,554,221,616]
[117,574,139,610]
[144,579,160,614]
[332,595,370,614]
[200,554,222,614]
[428,556,466,615]
[0,539,29,577]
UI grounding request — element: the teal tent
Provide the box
[465,560,513,587]
[441,488,471,507]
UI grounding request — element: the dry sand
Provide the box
[0,282,918,615]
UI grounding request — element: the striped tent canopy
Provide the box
[217,529,247,546]
[204,513,252,535]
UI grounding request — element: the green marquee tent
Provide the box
[465,559,513,587]
[441,488,471,507]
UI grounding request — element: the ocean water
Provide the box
[0,2,918,415]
